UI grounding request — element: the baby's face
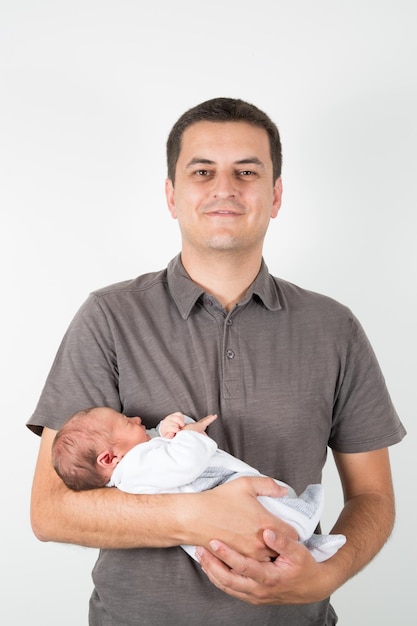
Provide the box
[98,408,151,454]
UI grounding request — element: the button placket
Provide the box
[223,311,240,398]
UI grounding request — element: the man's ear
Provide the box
[271,177,283,219]
[165,178,178,219]
[97,450,119,469]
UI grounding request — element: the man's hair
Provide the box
[51,409,111,491]
[166,97,282,184]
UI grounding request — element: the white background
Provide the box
[1,1,415,624]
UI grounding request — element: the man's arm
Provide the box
[195,448,395,605]
[31,427,294,555]
[325,447,395,585]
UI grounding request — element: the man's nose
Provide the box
[212,172,236,198]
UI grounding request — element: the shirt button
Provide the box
[226,318,233,326]
[226,349,235,359]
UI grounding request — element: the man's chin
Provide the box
[205,235,242,252]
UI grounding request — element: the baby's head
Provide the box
[52,407,150,491]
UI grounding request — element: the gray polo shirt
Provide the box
[28,254,405,625]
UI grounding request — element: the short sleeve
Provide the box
[329,314,406,452]
[27,294,121,434]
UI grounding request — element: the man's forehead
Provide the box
[182,119,268,140]
[179,121,271,161]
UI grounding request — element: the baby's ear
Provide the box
[97,450,119,468]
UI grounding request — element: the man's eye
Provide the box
[239,170,254,176]
[195,169,210,176]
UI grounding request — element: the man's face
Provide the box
[165,121,282,257]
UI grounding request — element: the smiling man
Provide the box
[28,97,405,625]
[167,122,282,253]
[165,121,282,313]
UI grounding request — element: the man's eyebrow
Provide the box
[185,157,215,169]
[185,157,266,169]
[235,157,265,169]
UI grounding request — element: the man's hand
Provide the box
[193,450,396,606]
[179,476,297,562]
[195,529,334,605]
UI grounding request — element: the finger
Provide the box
[197,545,254,589]
[245,475,289,499]
[163,431,176,439]
[162,414,185,435]
[263,529,304,565]
[198,414,218,428]
[196,544,270,603]
[170,412,186,427]
[208,540,264,575]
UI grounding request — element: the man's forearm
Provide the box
[32,474,290,554]
[321,492,395,594]
[39,489,195,549]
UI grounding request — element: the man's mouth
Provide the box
[202,199,246,216]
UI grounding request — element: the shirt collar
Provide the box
[167,254,282,319]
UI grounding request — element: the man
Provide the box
[28,98,405,625]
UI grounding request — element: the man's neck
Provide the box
[180,248,263,312]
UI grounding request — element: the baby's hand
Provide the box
[159,411,186,439]
[183,414,218,436]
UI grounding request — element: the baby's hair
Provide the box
[52,408,112,491]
